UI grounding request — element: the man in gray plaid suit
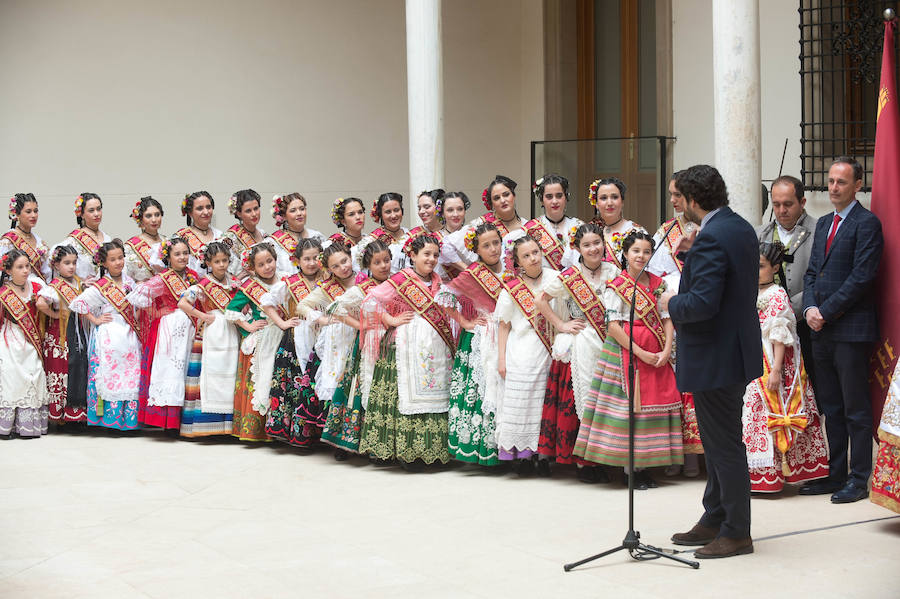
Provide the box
[801,156,884,504]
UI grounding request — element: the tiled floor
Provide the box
[1,430,897,598]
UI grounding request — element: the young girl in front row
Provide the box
[260,238,322,446]
[177,242,240,437]
[358,232,455,469]
[495,233,562,475]
[225,243,282,442]
[573,231,683,489]
[742,241,828,493]
[37,246,89,427]
[128,237,199,431]
[535,223,619,482]
[322,239,393,459]
[441,222,506,466]
[0,250,49,438]
[70,240,142,431]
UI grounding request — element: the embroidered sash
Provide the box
[175,227,206,258]
[604,238,623,269]
[267,229,297,255]
[504,276,554,353]
[559,266,607,340]
[370,227,395,245]
[240,278,284,319]
[762,352,808,455]
[93,277,141,333]
[465,262,503,301]
[0,285,42,356]
[609,274,666,349]
[388,271,456,355]
[50,278,80,305]
[318,276,347,302]
[1,232,45,278]
[357,277,377,294]
[159,269,194,303]
[482,212,510,237]
[329,232,358,248]
[199,278,232,312]
[125,236,155,274]
[68,228,101,259]
[661,218,686,273]
[227,224,257,251]
[523,219,564,269]
[285,274,315,304]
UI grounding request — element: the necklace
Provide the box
[192,225,210,235]
[499,213,520,225]
[604,217,624,229]
[583,261,604,277]
[545,213,566,225]
[759,280,775,288]
[10,280,28,294]
[285,226,305,236]
[522,270,542,282]
[15,226,33,239]
[142,232,162,243]
[412,267,431,282]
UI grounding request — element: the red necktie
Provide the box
[825,213,841,254]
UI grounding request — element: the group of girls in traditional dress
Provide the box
[0,177,829,495]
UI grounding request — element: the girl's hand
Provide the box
[653,349,671,368]
[247,319,266,333]
[473,316,488,327]
[390,312,415,327]
[498,357,506,379]
[636,348,657,366]
[315,315,332,327]
[560,319,586,335]
[766,374,781,393]
[281,317,301,330]
[200,313,216,325]
[90,313,114,326]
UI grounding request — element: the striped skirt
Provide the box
[181,333,233,437]
[573,339,683,468]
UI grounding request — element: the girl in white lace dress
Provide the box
[0,250,49,437]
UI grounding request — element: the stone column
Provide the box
[406,0,444,215]
[712,0,761,223]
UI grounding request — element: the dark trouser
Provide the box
[811,337,873,487]
[693,383,751,540]
[797,318,816,393]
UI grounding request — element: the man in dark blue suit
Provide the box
[800,157,883,503]
[658,165,762,559]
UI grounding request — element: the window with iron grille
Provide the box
[799,0,897,191]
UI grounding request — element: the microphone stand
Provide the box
[564,219,700,571]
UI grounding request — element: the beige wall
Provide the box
[0,0,543,246]
[672,0,839,220]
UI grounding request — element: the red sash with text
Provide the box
[198,278,233,312]
[125,236,155,274]
[93,277,141,334]
[267,229,297,256]
[0,284,43,357]
[240,278,284,320]
[175,227,207,259]
[68,228,101,260]
[1,232,45,279]
[503,276,554,353]
[523,219,564,270]
[227,224,257,251]
[608,273,666,349]
[387,270,456,355]
[482,212,510,237]
[559,266,607,341]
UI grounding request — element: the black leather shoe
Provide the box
[798,479,843,495]
[831,482,869,504]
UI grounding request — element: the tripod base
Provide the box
[563,529,700,571]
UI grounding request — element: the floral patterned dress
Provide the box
[40,279,89,423]
[70,276,142,430]
[741,284,828,492]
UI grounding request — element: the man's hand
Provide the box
[658,291,675,313]
[805,307,825,332]
[671,229,697,256]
